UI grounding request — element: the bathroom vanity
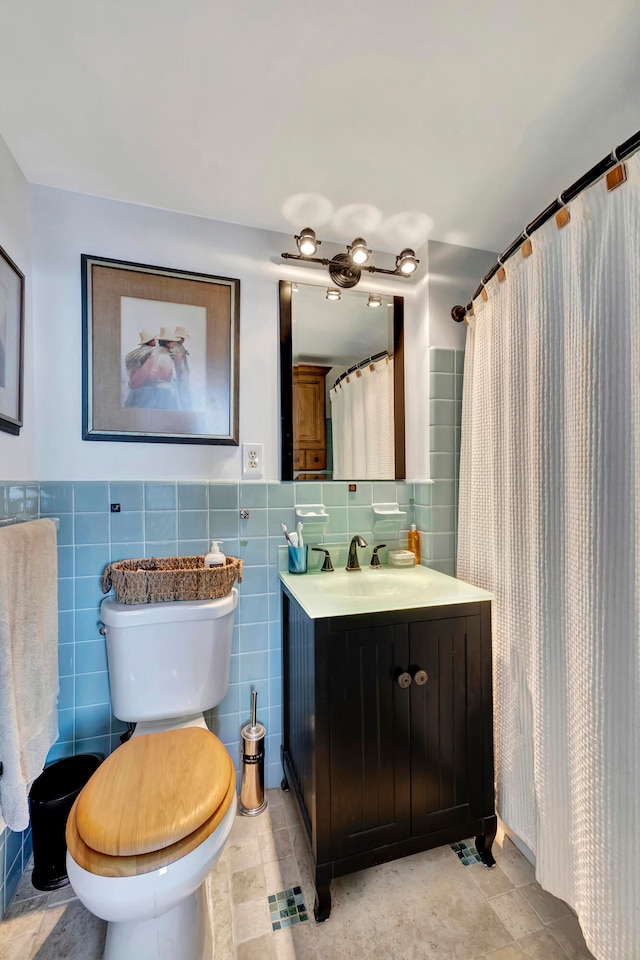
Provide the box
[279,565,497,921]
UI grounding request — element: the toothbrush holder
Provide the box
[288,544,308,574]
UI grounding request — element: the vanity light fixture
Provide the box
[367,293,383,308]
[282,230,419,288]
[326,287,341,301]
[296,228,319,257]
[396,248,419,275]
[348,238,371,266]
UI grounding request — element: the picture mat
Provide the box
[88,263,234,440]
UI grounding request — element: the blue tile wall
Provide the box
[41,480,424,797]
[0,358,465,915]
[415,347,465,576]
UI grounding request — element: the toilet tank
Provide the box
[100,589,238,722]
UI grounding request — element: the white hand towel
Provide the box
[0,518,59,831]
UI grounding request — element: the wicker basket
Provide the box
[102,555,243,604]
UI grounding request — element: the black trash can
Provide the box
[29,753,102,890]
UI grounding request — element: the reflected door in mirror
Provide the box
[293,364,330,477]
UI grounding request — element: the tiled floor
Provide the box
[0,787,596,960]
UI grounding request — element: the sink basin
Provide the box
[279,564,494,619]
[315,571,416,598]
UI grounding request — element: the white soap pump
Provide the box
[205,540,226,568]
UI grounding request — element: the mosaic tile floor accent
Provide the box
[451,839,483,865]
[268,885,309,930]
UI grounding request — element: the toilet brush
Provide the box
[238,689,267,816]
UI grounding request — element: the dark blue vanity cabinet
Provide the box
[281,589,497,921]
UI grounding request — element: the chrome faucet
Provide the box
[346,535,368,571]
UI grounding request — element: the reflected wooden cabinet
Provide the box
[293,365,330,473]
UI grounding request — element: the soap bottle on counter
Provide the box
[408,523,420,563]
[205,540,226,567]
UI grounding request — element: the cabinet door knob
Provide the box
[397,671,412,689]
[413,668,428,686]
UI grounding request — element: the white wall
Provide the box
[0,134,35,479]
[31,187,289,480]
[31,186,432,481]
[404,247,431,480]
[28,186,497,482]
[427,239,497,349]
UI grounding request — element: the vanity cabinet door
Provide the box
[329,623,412,859]
[408,616,484,836]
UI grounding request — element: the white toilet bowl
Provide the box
[66,727,237,960]
[67,799,235,960]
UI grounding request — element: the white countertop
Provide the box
[279,564,493,620]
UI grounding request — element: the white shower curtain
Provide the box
[330,355,395,479]
[458,152,640,960]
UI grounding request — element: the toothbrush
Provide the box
[297,522,304,548]
[281,522,293,544]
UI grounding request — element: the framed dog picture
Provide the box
[0,244,25,436]
[81,255,240,444]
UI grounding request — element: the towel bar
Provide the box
[0,514,60,530]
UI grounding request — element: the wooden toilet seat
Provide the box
[66,728,236,878]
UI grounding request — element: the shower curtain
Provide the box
[330,355,394,479]
[458,152,640,960]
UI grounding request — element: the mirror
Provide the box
[279,280,405,481]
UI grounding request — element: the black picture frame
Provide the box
[82,255,240,445]
[0,244,25,436]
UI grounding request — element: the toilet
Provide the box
[66,589,239,960]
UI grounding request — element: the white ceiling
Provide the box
[1,1,639,255]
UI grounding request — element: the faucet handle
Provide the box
[370,544,387,568]
[312,547,334,572]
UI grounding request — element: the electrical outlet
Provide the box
[242,442,263,478]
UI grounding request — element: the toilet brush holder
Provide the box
[238,690,268,816]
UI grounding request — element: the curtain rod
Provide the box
[451,128,640,323]
[332,350,389,389]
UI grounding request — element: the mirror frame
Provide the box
[279,279,405,481]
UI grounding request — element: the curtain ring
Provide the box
[555,196,570,229]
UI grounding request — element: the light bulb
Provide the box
[297,228,318,257]
[326,288,341,301]
[349,238,370,266]
[367,293,382,308]
[396,248,418,275]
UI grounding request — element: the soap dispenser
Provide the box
[205,540,226,567]
[408,523,420,563]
